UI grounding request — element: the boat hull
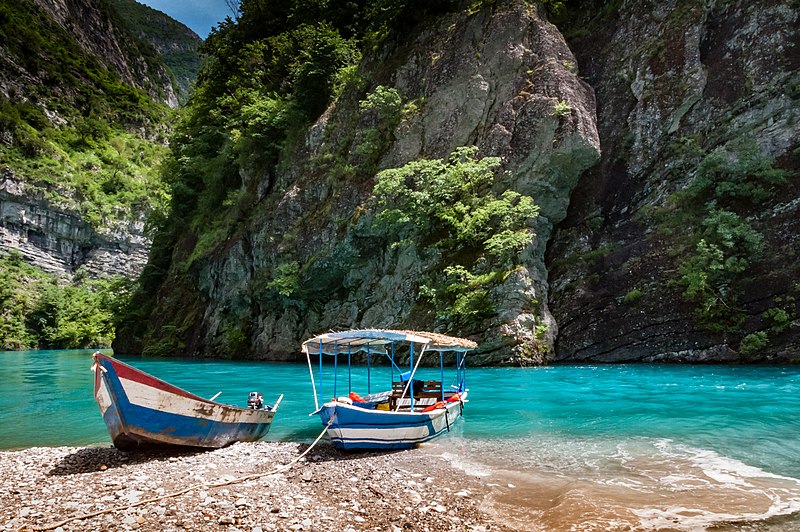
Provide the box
[317,393,466,450]
[93,354,275,450]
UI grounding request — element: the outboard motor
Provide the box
[247,391,264,409]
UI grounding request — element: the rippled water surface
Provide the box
[1,350,798,530]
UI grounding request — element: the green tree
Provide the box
[374,147,539,331]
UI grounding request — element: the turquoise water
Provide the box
[2,350,799,530]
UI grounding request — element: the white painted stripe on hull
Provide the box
[329,407,461,444]
[96,380,112,415]
[119,377,273,424]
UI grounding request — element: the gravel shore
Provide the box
[0,441,512,532]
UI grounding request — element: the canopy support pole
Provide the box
[394,343,429,412]
[440,351,445,401]
[318,339,324,403]
[304,346,319,411]
[390,342,395,384]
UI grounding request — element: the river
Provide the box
[1,349,798,530]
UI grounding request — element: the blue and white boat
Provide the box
[302,329,476,450]
[92,352,282,450]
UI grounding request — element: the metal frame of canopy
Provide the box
[302,329,476,412]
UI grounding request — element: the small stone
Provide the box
[235,498,248,507]
[219,516,235,525]
[353,516,365,523]
[433,504,446,513]
[98,464,108,471]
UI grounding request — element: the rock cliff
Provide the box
[119,0,799,364]
[0,169,148,277]
[116,1,600,361]
[547,0,799,362]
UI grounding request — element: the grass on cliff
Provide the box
[0,0,173,231]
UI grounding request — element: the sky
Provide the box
[137,0,235,39]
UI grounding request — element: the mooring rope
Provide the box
[32,418,334,531]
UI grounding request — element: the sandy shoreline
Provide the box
[0,441,512,532]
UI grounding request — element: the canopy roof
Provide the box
[302,329,477,355]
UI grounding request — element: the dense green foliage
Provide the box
[0,252,133,350]
[148,0,463,280]
[374,147,539,331]
[651,139,788,335]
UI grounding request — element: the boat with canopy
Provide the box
[302,329,477,450]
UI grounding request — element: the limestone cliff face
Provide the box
[0,170,148,277]
[120,1,600,361]
[547,0,800,362]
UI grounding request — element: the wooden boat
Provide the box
[302,329,476,450]
[92,352,282,450]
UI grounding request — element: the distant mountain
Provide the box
[108,0,203,103]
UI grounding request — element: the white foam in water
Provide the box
[630,440,800,530]
[426,436,800,531]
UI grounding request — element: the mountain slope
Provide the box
[0,0,198,349]
[114,0,599,361]
[115,0,799,364]
[108,0,203,103]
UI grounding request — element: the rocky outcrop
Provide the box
[120,0,600,361]
[547,0,800,362]
[121,0,799,364]
[0,169,148,278]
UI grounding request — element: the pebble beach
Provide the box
[0,441,512,532]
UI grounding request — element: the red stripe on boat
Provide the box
[101,356,205,402]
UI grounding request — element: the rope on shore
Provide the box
[32,419,334,532]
